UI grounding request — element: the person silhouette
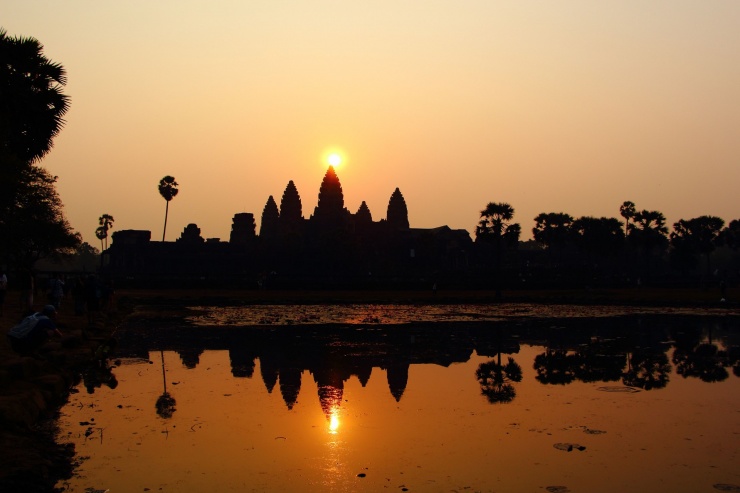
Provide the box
[7,305,62,355]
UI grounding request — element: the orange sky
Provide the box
[6,1,740,245]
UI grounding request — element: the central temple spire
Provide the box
[313,165,345,220]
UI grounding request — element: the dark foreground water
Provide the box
[55,305,740,492]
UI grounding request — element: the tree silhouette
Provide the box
[0,30,76,269]
[98,214,114,250]
[476,202,520,298]
[0,29,70,166]
[573,342,626,383]
[628,210,669,282]
[623,348,671,390]
[95,226,106,253]
[720,219,740,250]
[533,212,574,254]
[670,216,725,280]
[1,166,80,270]
[619,201,636,236]
[476,355,522,404]
[571,216,624,259]
[158,176,179,242]
[672,342,729,383]
[533,349,579,385]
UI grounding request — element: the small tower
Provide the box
[177,223,204,244]
[279,180,303,227]
[355,201,373,225]
[260,196,280,241]
[229,213,256,244]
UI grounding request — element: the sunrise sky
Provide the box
[6,1,740,246]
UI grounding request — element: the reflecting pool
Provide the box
[56,308,740,492]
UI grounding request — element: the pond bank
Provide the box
[0,299,124,492]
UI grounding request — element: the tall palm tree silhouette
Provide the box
[476,202,520,298]
[619,201,636,237]
[158,176,179,241]
[95,226,107,252]
[98,214,114,250]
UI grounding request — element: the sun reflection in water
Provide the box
[328,406,340,434]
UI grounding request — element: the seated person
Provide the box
[7,305,62,354]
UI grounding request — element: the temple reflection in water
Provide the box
[111,314,740,414]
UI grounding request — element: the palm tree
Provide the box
[95,226,106,252]
[98,214,114,250]
[476,202,520,298]
[0,29,70,166]
[670,216,725,281]
[158,176,179,241]
[1,30,72,265]
[721,219,740,250]
[532,212,574,263]
[619,201,636,236]
[628,210,669,282]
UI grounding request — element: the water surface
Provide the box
[56,306,740,492]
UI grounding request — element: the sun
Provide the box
[327,153,342,167]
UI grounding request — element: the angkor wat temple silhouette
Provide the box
[108,166,472,286]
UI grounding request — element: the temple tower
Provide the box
[355,201,373,225]
[279,180,303,227]
[387,188,410,229]
[260,196,280,241]
[229,213,256,244]
[313,166,345,221]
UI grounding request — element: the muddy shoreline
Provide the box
[0,298,125,493]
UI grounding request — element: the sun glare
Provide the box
[329,408,340,434]
[323,148,345,169]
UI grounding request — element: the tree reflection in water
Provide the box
[673,343,729,383]
[533,349,579,385]
[476,355,522,404]
[672,324,731,383]
[155,350,177,418]
[623,348,671,390]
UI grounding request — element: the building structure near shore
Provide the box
[106,166,472,287]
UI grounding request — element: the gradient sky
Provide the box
[6,1,740,246]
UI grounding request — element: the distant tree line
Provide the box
[473,200,740,290]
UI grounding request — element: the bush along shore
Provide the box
[0,294,123,493]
